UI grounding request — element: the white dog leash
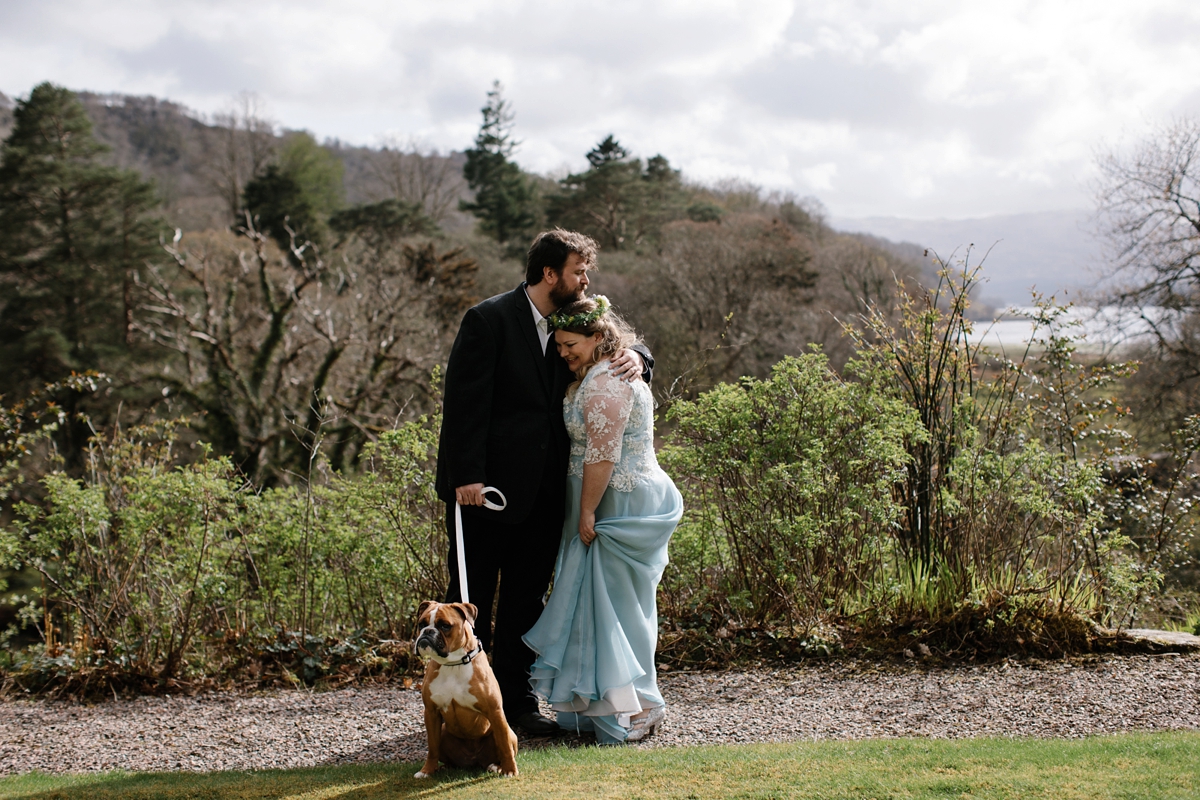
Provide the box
[454,486,507,605]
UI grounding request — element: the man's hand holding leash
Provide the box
[455,482,486,507]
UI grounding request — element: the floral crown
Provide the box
[548,295,611,331]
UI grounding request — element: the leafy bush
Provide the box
[0,373,106,503]
[660,352,917,630]
[0,417,444,691]
[3,270,1199,688]
[849,267,1142,627]
[660,265,1200,656]
[235,419,446,642]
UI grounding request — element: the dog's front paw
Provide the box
[488,762,518,777]
[414,770,430,779]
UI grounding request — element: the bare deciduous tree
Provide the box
[644,215,818,391]
[203,93,277,219]
[134,221,476,483]
[369,138,465,223]
[1097,118,1200,422]
[1097,119,1200,311]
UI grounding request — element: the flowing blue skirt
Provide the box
[523,468,682,743]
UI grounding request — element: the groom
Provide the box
[434,228,652,735]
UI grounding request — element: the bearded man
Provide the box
[434,228,652,735]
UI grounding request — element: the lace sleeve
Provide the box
[582,367,634,465]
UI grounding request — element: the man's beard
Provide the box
[550,281,585,308]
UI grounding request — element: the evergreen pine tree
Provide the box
[548,135,685,251]
[0,82,159,396]
[460,81,537,245]
[242,164,320,251]
[587,135,630,167]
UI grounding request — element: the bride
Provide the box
[522,295,683,745]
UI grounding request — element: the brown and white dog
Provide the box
[412,600,518,778]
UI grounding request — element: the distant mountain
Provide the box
[831,210,1107,307]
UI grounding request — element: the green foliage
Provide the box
[459,81,537,245]
[659,275,1199,652]
[849,264,1148,627]
[342,420,447,608]
[1102,413,1200,623]
[849,265,983,570]
[241,165,321,252]
[0,374,105,502]
[686,201,723,223]
[0,83,159,396]
[1,417,446,688]
[547,134,687,251]
[277,131,344,216]
[11,421,239,679]
[661,352,918,628]
[241,131,344,252]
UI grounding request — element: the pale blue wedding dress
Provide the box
[523,360,683,744]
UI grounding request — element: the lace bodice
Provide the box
[565,360,659,492]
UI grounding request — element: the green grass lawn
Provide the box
[2,732,1197,799]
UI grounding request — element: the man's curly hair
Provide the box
[525,229,599,286]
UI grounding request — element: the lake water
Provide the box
[967,306,1166,352]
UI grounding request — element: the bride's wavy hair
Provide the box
[554,297,640,364]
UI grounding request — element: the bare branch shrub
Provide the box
[1097,118,1200,426]
[201,93,277,220]
[133,220,475,483]
[369,138,466,223]
[638,215,818,393]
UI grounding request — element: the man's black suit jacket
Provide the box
[435,284,652,526]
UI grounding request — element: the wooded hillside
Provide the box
[3,83,1195,694]
[0,82,929,483]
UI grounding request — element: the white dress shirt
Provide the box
[525,287,552,353]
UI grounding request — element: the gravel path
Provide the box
[2,654,1198,775]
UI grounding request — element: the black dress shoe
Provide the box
[512,710,560,736]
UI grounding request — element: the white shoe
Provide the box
[624,706,665,742]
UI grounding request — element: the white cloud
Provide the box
[800,161,837,191]
[2,0,1200,218]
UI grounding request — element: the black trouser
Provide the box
[444,467,564,719]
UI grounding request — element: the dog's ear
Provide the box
[454,603,478,625]
[416,600,436,622]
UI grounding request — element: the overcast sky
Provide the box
[3,0,1200,219]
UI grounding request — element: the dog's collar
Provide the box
[430,641,483,667]
[449,642,484,666]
